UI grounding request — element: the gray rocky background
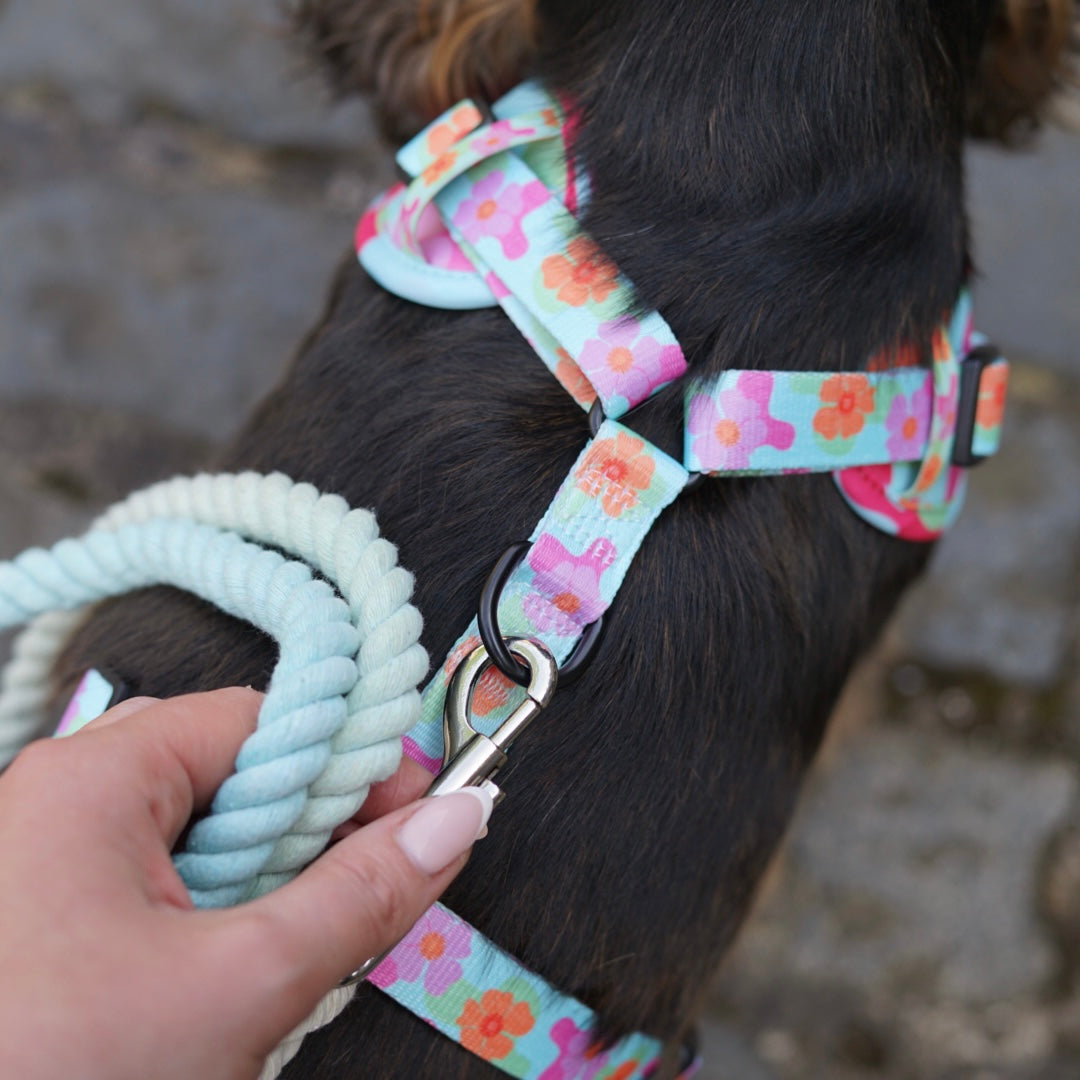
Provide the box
[0,3,1077,1078]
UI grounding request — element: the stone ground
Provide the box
[1,4,1078,1078]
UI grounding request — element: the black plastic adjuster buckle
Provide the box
[951,343,1000,468]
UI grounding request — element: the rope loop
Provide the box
[0,472,429,907]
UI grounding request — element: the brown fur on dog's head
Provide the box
[294,0,1075,143]
[291,0,539,140]
[968,0,1076,139]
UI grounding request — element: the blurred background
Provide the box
[0,3,1078,1077]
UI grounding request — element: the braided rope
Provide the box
[0,474,429,907]
[259,986,356,1080]
[0,609,82,760]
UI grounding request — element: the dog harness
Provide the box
[0,80,1009,1080]
[351,79,1010,1076]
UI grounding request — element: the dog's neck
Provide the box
[536,0,991,379]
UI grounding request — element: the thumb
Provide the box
[218,788,492,1036]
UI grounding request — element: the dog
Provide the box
[45,0,1075,1075]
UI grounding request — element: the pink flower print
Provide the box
[391,194,420,252]
[687,372,795,472]
[522,534,615,636]
[485,271,511,300]
[452,169,548,260]
[538,1017,610,1080]
[885,381,931,460]
[414,203,475,272]
[370,906,472,996]
[421,230,476,272]
[836,464,950,542]
[577,317,685,413]
[367,953,399,989]
[354,183,403,253]
[468,119,537,159]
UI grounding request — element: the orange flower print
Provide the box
[555,348,598,407]
[425,103,483,158]
[976,362,1008,431]
[600,1064,640,1080]
[443,636,481,678]
[931,326,952,365]
[541,237,617,307]
[442,635,513,716]
[915,452,943,493]
[456,989,535,1061]
[575,431,655,518]
[540,106,559,129]
[422,150,457,186]
[473,667,513,716]
[813,374,875,441]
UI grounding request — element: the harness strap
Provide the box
[686,354,1005,476]
[0,464,695,1076]
[361,87,1009,546]
[369,901,695,1079]
[403,418,687,768]
[51,655,698,1080]
[362,89,687,422]
[430,146,686,420]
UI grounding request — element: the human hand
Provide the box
[0,688,491,1080]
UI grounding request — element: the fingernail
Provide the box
[396,788,493,875]
[80,696,161,731]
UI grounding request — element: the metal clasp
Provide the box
[339,637,557,987]
[425,637,558,804]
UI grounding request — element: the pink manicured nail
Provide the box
[396,789,493,875]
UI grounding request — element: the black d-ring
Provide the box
[478,541,605,687]
[588,397,605,438]
[478,542,533,686]
[555,611,605,685]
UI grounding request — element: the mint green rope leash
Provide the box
[0,475,428,779]
[0,474,429,908]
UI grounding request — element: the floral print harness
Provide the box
[354,81,1010,1078]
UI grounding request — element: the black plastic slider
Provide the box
[951,343,1001,468]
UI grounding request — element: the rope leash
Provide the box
[0,473,428,906]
